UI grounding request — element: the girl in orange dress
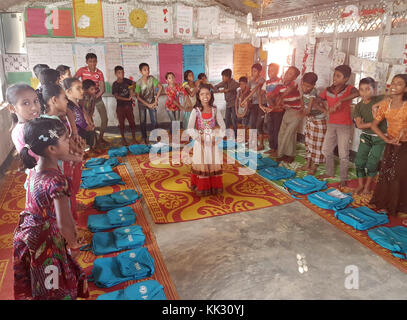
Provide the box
[370,74,407,215]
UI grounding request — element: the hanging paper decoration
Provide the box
[129,8,147,28]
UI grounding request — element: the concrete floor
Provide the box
[124,160,407,300]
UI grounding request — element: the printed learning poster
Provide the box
[176,4,193,38]
[197,7,219,38]
[158,44,183,83]
[105,43,123,83]
[208,44,233,82]
[183,44,205,81]
[233,44,255,81]
[148,6,173,39]
[121,43,158,81]
[73,0,104,38]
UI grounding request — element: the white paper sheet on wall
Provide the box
[27,42,75,75]
[361,59,377,78]
[314,41,333,90]
[219,18,235,40]
[105,43,123,83]
[208,43,233,82]
[114,3,130,37]
[197,7,219,38]
[148,6,173,39]
[102,2,116,38]
[176,4,193,38]
[331,51,346,68]
[73,43,107,77]
[349,55,361,73]
[121,43,158,81]
[3,54,29,72]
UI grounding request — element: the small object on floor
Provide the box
[94,189,142,211]
[258,166,296,181]
[87,206,137,233]
[368,226,407,260]
[283,175,327,195]
[97,280,166,300]
[81,171,124,189]
[128,144,152,155]
[88,247,155,288]
[108,146,128,158]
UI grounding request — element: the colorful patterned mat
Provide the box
[127,152,294,223]
[0,161,179,300]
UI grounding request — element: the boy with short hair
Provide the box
[135,62,163,145]
[235,76,251,143]
[319,64,360,186]
[112,65,137,146]
[75,53,109,146]
[259,63,281,152]
[300,72,327,174]
[247,63,266,134]
[268,66,302,163]
[214,68,240,139]
[79,79,97,150]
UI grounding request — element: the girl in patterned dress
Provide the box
[165,72,186,137]
[182,70,202,130]
[13,117,88,300]
[187,84,226,196]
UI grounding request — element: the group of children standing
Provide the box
[4,47,407,299]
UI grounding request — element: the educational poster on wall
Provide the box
[349,55,362,73]
[233,44,255,81]
[182,44,205,81]
[208,44,233,82]
[73,0,104,38]
[158,44,183,83]
[387,64,407,84]
[3,54,29,72]
[331,51,346,68]
[102,2,130,38]
[27,42,75,74]
[73,43,106,77]
[105,43,123,83]
[219,18,236,40]
[101,2,116,38]
[25,7,75,38]
[314,41,333,89]
[197,7,219,38]
[121,43,158,81]
[382,35,407,60]
[148,6,173,39]
[176,4,193,38]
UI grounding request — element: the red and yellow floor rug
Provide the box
[127,152,294,223]
[0,162,179,300]
[298,180,407,274]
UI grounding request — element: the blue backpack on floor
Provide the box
[368,226,407,260]
[84,157,122,169]
[82,165,113,178]
[94,189,142,211]
[307,188,353,211]
[258,166,296,181]
[81,225,145,256]
[128,144,151,155]
[334,206,389,231]
[81,172,124,189]
[97,280,166,300]
[88,248,155,288]
[87,206,136,233]
[256,157,279,170]
[108,146,128,158]
[283,175,327,196]
[84,157,106,168]
[219,140,238,150]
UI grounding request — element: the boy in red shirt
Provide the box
[319,65,359,186]
[75,53,109,146]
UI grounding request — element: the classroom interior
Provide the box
[1,0,407,300]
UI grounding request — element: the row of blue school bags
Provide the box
[88,247,155,288]
[81,225,145,255]
[97,280,166,300]
[88,206,136,232]
[85,157,121,169]
[368,226,407,260]
[81,171,124,189]
[94,189,142,211]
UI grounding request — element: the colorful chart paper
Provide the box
[233,44,255,81]
[25,7,74,38]
[158,44,183,83]
[121,43,158,81]
[176,4,193,38]
[73,0,104,38]
[182,45,205,81]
